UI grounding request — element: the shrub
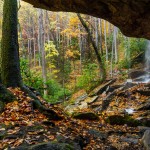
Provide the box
[76,63,100,91]
[20,58,71,103]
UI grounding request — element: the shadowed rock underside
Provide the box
[23,0,150,39]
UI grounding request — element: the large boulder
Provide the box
[128,70,147,79]
[105,115,141,127]
[89,79,116,96]
[72,112,99,120]
[141,130,150,150]
[14,142,80,150]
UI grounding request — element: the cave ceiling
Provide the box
[23,0,150,39]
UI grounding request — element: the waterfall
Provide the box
[144,40,150,83]
[130,40,150,83]
[145,40,150,72]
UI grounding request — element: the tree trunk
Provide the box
[38,9,48,97]
[114,26,118,63]
[78,24,82,74]
[104,20,108,62]
[1,0,22,87]
[77,13,106,80]
[0,0,61,120]
[94,18,99,48]
[98,18,103,55]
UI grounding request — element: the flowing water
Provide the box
[144,40,150,83]
[145,40,150,72]
[127,40,150,83]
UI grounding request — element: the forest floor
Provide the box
[0,79,149,150]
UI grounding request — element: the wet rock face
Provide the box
[141,130,150,150]
[23,0,150,39]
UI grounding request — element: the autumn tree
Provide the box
[38,9,48,97]
[0,0,60,119]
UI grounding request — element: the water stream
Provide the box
[145,40,150,72]
[143,40,150,83]
[127,40,150,83]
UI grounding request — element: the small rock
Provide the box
[84,96,99,104]
[14,142,77,150]
[106,85,122,94]
[0,130,6,140]
[72,112,99,120]
[129,70,147,79]
[4,134,18,139]
[56,135,82,150]
[42,121,55,127]
[75,93,88,105]
[71,91,88,105]
[73,135,89,149]
[65,105,79,115]
[122,82,136,90]
[137,90,150,96]
[137,101,150,110]
[88,129,108,140]
[78,102,88,110]
[106,146,118,150]
[120,137,138,144]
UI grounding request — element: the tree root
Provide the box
[21,85,63,120]
[0,84,16,112]
[0,84,16,102]
[0,84,63,120]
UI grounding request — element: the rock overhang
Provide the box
[23,0,150,39]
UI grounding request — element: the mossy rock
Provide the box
[72,112,99,120]
[139,118,150,127]
[0,101,5,113]
[14,142,77,150]
[105,115,141,127]
[27,125,45,132]
[0,130,6,140]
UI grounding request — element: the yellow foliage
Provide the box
[65,49,80,59]
[61,16,83,38]
[65,50,74,58]
[69,17,80,27]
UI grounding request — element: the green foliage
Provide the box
[76,63,100,91]
[128,38,146,56]
[119,38,146,69]
[44,79,71,103]
[20,58,71,103]
[118,60,130,69]
[20,58,43,92]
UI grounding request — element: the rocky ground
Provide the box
[0,75,150,149]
